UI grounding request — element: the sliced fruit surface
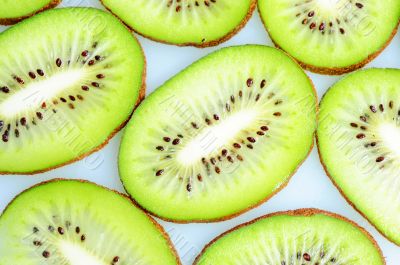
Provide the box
[0,8,145,174]
[0,0,60,25]
[195,209,384,265]
[0,179,180,265]
[318,68,400,245]
[119,45,317,222]
[258,0,400,74]
[101,0,256,47]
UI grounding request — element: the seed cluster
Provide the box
[167,0,217,12]
[31,220,121,264]
[350,101,398,167]
[295,1,365,35]
[0,44,107,144]
[280,250,338,264]
[153,77,284,193]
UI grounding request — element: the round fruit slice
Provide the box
[0,0,61,25]
[318,68,400,245]
[194,209,384,265]
[100,0,256,47]
[119,45,317,222]
[0,8,145,174]
[258,0,400,75]
[0,179,180,265]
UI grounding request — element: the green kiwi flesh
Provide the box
[119,45,317,222]
[0,8,145,174]
[0,179,180,265]
[258,0,400,74]
[0,0,61,25]
[318,68,400,245]
[195,209,384,265]
[100,0,256,47]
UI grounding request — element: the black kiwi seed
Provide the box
[376,156,385,163]
[172,138,180,145]
[260,79,266,88]
[82,85,89,91]
[37,69,44,76]
[81,235,86,241]
[113,256,120,263]
[246,78,253,87]
[58,227,64,235]
[33,227,39,233]
[247,137,256,143]
[33,240,42,246]
[42,251,50,258]
[56,58,62,67]
[156,146,164,151]
[186,183,192,192]
[233,143,241,149]
[91,82,100,88]
[213,114,219,121]
[261,126,269,131]
[303,253,311,261]
[96,74,105,79]
[29,72,36,79]
[163,137,171,142]
[81,50,88,57]
[1,86,9,93]
[156,169,164,176]
[75,227,80,234]
[356,133,365,139]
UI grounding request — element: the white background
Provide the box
[0,1,399,264]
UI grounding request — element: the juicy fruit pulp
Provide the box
[258,0,400,74]
[0,0,60,25]
[195,209,384,265]
[119,45,317,222]
[0,180,180,265]
[0,8,145,174]
[318,68,400,245]
[101,0,255,46]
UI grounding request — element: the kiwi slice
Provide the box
[258,0,400,75]
[0,8,145,174]
[318,68,400,245]
[119,45,317,222]
[100,0,256,47]
[0,0,61,25]
[0,179,180,264]
[194,209,384,264]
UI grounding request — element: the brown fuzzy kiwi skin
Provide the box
[316,134,400,247]
[118,53,319,224]
[258,4,400,75]
[194,208,385,265]
[0,0,62,26]
[0,29,147,176]
[100,0,257,48]
[0,178,182,265]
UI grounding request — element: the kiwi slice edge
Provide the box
[317,68,400,246]
[0,0,62,25]
[100,0,257,48]
[0,178,181,265]
[194,208,385,265]
[0,7,146,175]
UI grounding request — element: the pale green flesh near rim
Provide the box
[0,180,178,265]
[0,8,144,173]
[119,45,317,221]
[196,212,383,264]
[258,0,400,69]
[318,68,400,245]
[101,0,253,45]
[0,0,54,19]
